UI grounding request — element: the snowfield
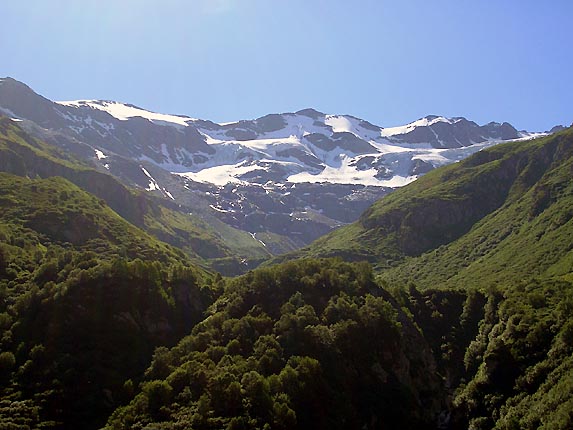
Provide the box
[53,99,547,188]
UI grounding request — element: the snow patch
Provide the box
[210,204,234,213]
[175,162,267,186]
[0,106,18,119]
[94,149,107,160]
[250,232,266,247]
[412,152,449,164]
[217,120,241,126]
[141,166,161,191]
[287,154,414,186]
[57,100,195,127]
[381,116,457,137]
[519,131,548,140]
[325,115,353,133]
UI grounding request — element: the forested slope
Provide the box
[0,171,215,429]
[105,259,444,430]
[103,260,573,430]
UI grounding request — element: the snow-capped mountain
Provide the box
[0,77,553,250]
[51,99,535,188]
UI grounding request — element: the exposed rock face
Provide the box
[0,78,68,127]
[482,121,520,141]
[387,116,520,148]
[549,124,566,133]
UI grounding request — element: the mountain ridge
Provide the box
[1,76,547,190]
[0,77,562,258]
[273,126,573,287]
[0,117,272,273]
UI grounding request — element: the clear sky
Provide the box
[1,0,571,131]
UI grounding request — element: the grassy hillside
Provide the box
[0,173,186,263]
[380,127,573,287]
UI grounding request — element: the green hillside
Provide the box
[280,127,573,287]
[384,131,573,288]
[0,173,185,263]
[0,117,270,273]
[393,277,573,430]
[105,259,444,430]
[102,260,573,430]
[0,170,217,428]
[235,129,573,428]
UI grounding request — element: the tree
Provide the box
[0,351,15,383]
[143,380,172,420]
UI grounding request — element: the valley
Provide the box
[0,77,555,274]
[0,78,571,429]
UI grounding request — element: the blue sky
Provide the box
[1,0,571,130]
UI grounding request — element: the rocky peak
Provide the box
[0,77,65,127]
[295,108,325,119]
[482,121,519,141]
[549,124,567,134]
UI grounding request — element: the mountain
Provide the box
[277,127,573,287]
[382,127,573,288]
[0,77,547,254]
[0,116,275,274]
[0,172,180,262]
[105,123,572,430]
[1,75,572,429]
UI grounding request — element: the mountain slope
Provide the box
[249,127,573,429]
[0,172,183,263]
[102,259,573,430]
[0,168,218,429]
[104,259,444,430]
[0,116,270,272]
[394,277,573,430]
[384,127,573,288]
[0,77,548,253]
[278,127,573,283]
[50,100,527,188]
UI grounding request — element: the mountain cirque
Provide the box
[0,77,554,256]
